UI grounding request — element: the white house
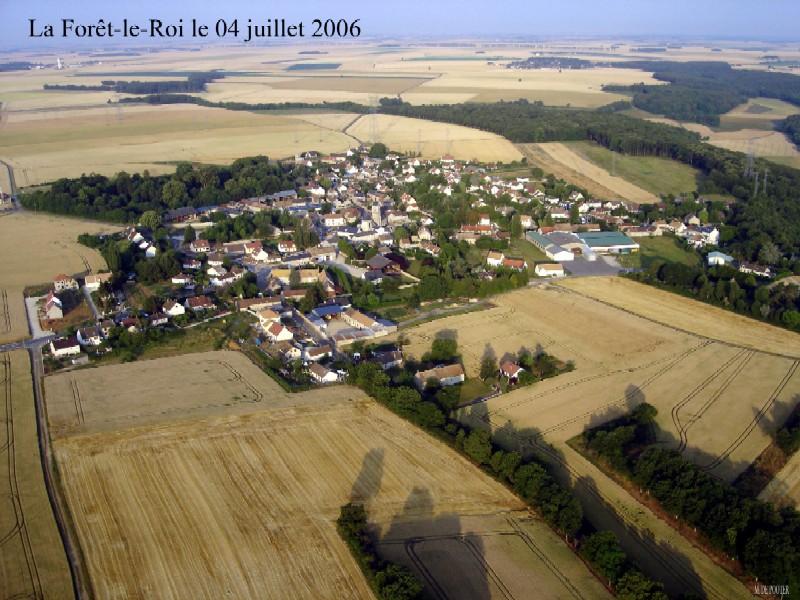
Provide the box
[84,272,113,291]
[308,362,339,384]
[487,251,505,267]
[50,336,80,358]
[266,321,294,342]
[414,364,465,389]
[534,263,566,277]
[163,300,186,317]
[77,326,103,346]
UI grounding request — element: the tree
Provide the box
[160,179,188,208]
[510,215,523,239]
[139,210,162,230]
[758,241,781,266]
[429,338,458,362]
[368,142,388,159]
[183,225,196,245]
[580,532,629,585]
[289,268,301,288]
[569,203,581,224]
[463,429,492,465]
[480,355,497,381]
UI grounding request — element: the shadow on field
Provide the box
[379,486,492,600]
[577,475,706,599]
[350,447,385,508]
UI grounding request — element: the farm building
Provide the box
[414,364,466,389]
[574,231,639,254]
[534,263,565,277]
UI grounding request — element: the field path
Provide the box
[517,142,660,206]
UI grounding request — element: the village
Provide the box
[36,144,767,391]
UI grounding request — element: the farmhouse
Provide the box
[414,364,465,389]
[500,361,524,382]
[53,274,78,292]
[501,258,527,271]
[739,262,773,278]
[50,336,80,358]
[534,263,566,277]
[369,350,403,371]
[342,308,384,333]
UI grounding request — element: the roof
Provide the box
[308,362,332,379]
[500,361,523,376]
[536,263,564,272]
[575,231,639,248]
[312,304,343,318]
[256,309,281,322]
[415,364,465,382]
[51,336,79,350]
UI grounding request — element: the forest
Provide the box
[19,156,311,222]
[778,114,800,147]
[579,403,800,594]
[603,61,800,125]
[43,71,223,94]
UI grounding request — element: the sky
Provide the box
[1,0,799,49]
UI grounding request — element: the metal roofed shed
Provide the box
[574,231,640,254]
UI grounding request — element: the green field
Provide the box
[565,141,701,197]
[616,235,702,269]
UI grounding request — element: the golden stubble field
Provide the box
[1,351,71,599]
[399,278,800,483]
[395,278,796,598]
[0,212,119,343]
[47,350,610,599]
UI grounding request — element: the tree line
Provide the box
[20,156,310,223]
[604,61,800,126]
[777,115,800,148]
[624,262,800,332]
[43,72,223,94]
[580,403,800,592]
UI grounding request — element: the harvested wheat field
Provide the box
[0,213,118,343]
[45,350,362,437]
[557,276,800,358]
[0,104,358,185]
[518,143,659,205]
[346,114,523,162]
[760,451,800,510]
[1,351,71,599]
[50,393,610,599]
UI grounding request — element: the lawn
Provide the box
[616,235,702,269]
[508,238,548,271]
[565,141,702,197]
[459,377,493,403]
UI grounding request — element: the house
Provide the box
[43,292,63,320]
[206,252,225,267]
[486,251,505,267]
[308,362,339,384]
[163,300,186,317]
[278,240,297,254]
[145,245,158,259]
[520,215,535,230]
[53,274,78,292]
[185,295,215,311]
[84,272,113,291]
[275,341,303,361]
[707,251,735,267]
[342,308,384,333]
[190,239,211,253]
[236,297,278,313]
[499,361,524,381]
[322,213,346,227]
[148,313,169,327]
[534,263,565,277]
[414,364,465,388]
[171,274,194,286]
[50,336,80,358]
[739,262,773,278]
[207,265,227,278]
[304,345,333,362]
[182,258,202,270]
[420,241,442,257]
[369,350,403,371]
[77,326,102,346]
[266,321,294,342]
[256,309,281,327]
[501,258,527,271]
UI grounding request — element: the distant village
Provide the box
[39,144,768,386]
